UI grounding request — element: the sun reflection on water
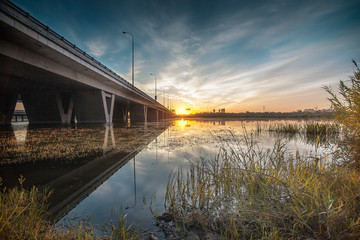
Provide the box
[176,119,188,130]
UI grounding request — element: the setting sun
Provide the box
[175,107,191,115]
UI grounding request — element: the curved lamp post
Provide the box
[150,73,157,101]
[122,31,134,86]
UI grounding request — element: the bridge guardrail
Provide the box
[1,0,170,112]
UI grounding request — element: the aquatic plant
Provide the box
[0,177,141,239]
[164,130,360,239]
[268,122,302,134]
[0,124,165,166]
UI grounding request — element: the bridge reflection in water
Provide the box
[0,121,171,221]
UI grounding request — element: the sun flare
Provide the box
[175,107,191,115]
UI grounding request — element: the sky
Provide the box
[11,0,360,114]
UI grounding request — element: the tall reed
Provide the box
[324,59,360,169]
[0,176,140,240]
[164,130,360,239]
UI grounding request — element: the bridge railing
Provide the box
[1,0,170,111]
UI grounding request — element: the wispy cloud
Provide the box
[37,0,358,113]
[127,0,359,112]
[85,39,108,57]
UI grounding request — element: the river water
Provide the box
[0,118,333,238]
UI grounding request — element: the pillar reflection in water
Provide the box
[13,123,28,146]
[143,121,148,133]
[103,124,115,155]
[126,156,137,209]
[151,137,158,165]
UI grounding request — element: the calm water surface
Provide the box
[0,119,332,237]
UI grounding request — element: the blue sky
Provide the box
[12,0,360,113]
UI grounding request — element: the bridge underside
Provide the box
[0,75,169,125]
[0,17,172,124]
[0,55,170,124]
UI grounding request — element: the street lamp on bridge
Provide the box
[122,31,134,86]
[150,73,157,101]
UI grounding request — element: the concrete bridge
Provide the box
[0,0,173,124]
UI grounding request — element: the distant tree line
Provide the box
[176,111,333,119]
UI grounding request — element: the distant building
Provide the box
[304,109,316,113]
[221,108,225,113]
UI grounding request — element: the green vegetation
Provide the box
[0,176,140,240]
[324,60,360,135]
[178,110,333,119]
[267,122,302,134]
[256,121,340,146]
[0,124,164,165]
[162,60,360,239]
[324,59,360,169]
[164,131,360,239]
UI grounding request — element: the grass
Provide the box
[0,176,141,240]
[267,122,302,134]
[164,129,360,239]
[0,123,166,165]
[262,121,339,137]
[324,59,360,169]
[256,121,340,147]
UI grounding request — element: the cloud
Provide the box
[85,39,108,57]
[101,0,360,112]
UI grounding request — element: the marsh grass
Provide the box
[258,121,341,147]
[324,59,360,169]
[164,130,360,239]
[0,124,164,165]
[0,177,141,240]
[268,123,302,134]
[264,122,340,138]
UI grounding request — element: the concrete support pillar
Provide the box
[101,90,115,123]
[0,76,18,124]
[73,90,114,123]
[21,88,61,124]
[144,106,148,123]
[56,92,74,124]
